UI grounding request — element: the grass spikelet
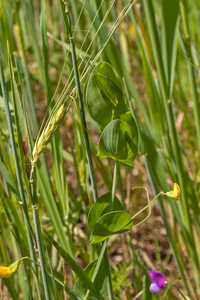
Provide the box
[31,104,66,172]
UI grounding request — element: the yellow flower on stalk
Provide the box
[165,183,181,201]
[0,259,23,278]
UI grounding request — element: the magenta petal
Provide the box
[147,270,154,281]
[149,283,163,294]
[147,270,165,288]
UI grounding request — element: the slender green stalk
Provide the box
[0,59,40,298]
[143,0,199,280]
[106,162,119,300]
[84,242,107,300]
[63,3,98,202]
[61,4,115,300]
[170,283,188,300]
[30,172,51,300]
[117,164,126,208]
[0,221,18,299]
[131,192,163,221]
[104,247,114,300]
[84,163,118,300]
[144,157,193,298]
[180,1,200,158]
[143,0,191,234]
[0,161,34,299]
[110,161,118,211]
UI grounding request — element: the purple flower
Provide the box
[147,270,165,294]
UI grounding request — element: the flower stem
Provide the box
[62,4,114,300]
[131,192,164,220]
[111,161,118,210]
[168,283,188,300]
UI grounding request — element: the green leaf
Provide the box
[88,192,124,233]
[63,286,83,300]
[37,164,74,257]
[73,259,107,300]
[8,48,32,204]
[162,0,180,97]
[0,160,19,200]
[0,188,28,245]
[117,112,138,139]
[97,119,138,168]
[44,230,103,300]
[85,62,129,130]
[82,0,153,134]
[90,211,133,244]
[47,272,84,300]
[0,0,5,19]
[138,35,165,140]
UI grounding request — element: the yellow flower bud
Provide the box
[0,260,20,278]
[165,183,180,201]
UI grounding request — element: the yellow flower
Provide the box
[0,260,20,278]
[165,183,181,201]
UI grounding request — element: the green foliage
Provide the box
[73,259,107,300]
[44,230,103,300]
[112,263,133,299]
[0,0,199,299]
[85,62,138,168]
[90,211,132,244]
[85,62,129,131]
[88,192,124,232]
[97,119,138,168]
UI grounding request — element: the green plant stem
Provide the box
[111,161,118,211]
[131,192,163,220]
[104,246,114,300]
[1,170,34,299]
[180,0,200,158]
[145,157,193,298]
[0,59,40,298]
[30,171,51,300]
[169,283,188,300]
[144,0,192,235]
[63,5,114,300]
[64,3,98,203]
[84,242,107,300]
[84,165,118,300]
[106,162,119,300]
[117,164,126,208]
[143,0,199,280]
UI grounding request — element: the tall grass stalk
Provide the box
[143,0,200,293]
[0,59,40,298]
[62,4,115,299]
[62,2,98,203]
[30,173,51,300]
[180,1,200,159]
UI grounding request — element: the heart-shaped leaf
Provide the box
[117,111,138,139]
[88,192,124,233]
[97,119,138,168]
[90,211,133,244]
[85,62,129,130]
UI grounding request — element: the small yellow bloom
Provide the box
[0,260,20,278]
[129,23,136,36]
[165,183,181,201]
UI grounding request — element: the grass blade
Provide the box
[44,229,104,300]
